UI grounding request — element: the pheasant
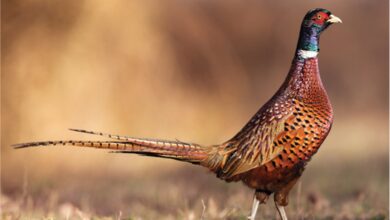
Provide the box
[14,8,341,220]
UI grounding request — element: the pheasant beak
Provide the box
[327,14,342,24]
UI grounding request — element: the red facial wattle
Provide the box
[312,12,330,25]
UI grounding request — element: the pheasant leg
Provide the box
[248,195,260,220]
[275,203,288,220]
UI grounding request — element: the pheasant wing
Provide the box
[209,103,298,179]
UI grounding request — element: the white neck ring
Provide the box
[297,50,318,59]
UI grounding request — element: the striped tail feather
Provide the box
[68,128,192,145]
[13,129,208,164]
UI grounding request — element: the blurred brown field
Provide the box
[2,0,389,219]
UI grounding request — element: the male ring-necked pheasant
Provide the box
[15,8,341,220]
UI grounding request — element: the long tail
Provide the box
[13,129,208,164]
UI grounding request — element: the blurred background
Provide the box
[2,0,388,219]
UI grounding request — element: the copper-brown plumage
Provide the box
[14,8,341,220]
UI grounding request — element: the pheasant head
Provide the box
[297,8,342,54]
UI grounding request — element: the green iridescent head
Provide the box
[296,8,342,52]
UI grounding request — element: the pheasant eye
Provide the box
[317,14,322,20]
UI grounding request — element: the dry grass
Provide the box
[2,0,389,219]
[1,154,388,220]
